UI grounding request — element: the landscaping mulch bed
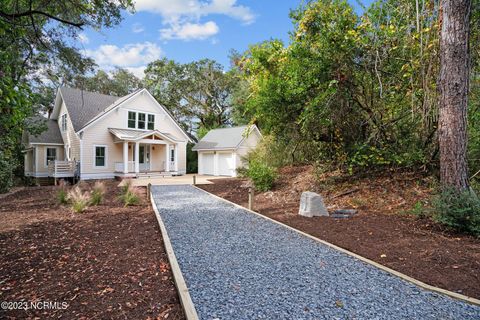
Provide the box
[0,180,184,319]
[199,166,480,299]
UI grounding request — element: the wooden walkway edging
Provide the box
[149,192,199,320]
[193,186,480,307]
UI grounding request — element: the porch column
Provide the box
[123,141,129,174]
[134,142,140,173]
[165,144,170,172]
[174,145,178,172]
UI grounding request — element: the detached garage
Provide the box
[193,125,262,177]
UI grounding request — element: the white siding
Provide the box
[58,101,80,160]
[80,91,188,175]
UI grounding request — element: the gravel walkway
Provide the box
[152,185,480,320]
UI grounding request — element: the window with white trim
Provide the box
[170,148,175,162]
[61,114,67,131]
[138,113,146,129]
[46,147,56,166]
[127,111,156,130]
[128,111,136,128]
[94,146,106,167]
[147,114,155,130]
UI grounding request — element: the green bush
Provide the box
[119,180,140,206]
[432,188,480,236]
[57,188,69,205]
[245,160,277,192]
[57,180,69,205]
[68,186,90,213]
[119,189,140,207]
[90,181,106,206]
[0,152,15,193]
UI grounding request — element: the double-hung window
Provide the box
[94,146,106,167]
[127,111,155,130]
[147,114,155,130]
[137,113,146,129]
[46,148,56,166]
[128,111,136,128]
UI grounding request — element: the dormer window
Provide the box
[61,114,67,131]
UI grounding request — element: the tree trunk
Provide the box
[438,0,471,190]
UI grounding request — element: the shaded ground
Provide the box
[199,166,480,299]
[0,181,184,319]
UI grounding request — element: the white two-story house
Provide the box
[23,87,193,181]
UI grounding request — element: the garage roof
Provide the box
[192,126,253,151]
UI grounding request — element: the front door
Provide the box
[139,145,150,171]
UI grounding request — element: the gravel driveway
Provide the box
[151,185,480,320]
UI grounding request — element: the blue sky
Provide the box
[79,0,371,78]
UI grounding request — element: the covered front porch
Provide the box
[110,128,180,178]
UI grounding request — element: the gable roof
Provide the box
[108,128,182,143]
[192,126,259,151]
[28,118,63,144]
[58,87,119,132]
[55,87,194,143]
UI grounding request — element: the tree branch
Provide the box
[0,10,84,28]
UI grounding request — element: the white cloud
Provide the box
[135,0,255,24]
[78,33,89,44]
[135,0,255,41]
[160,21,219,40]
[132,23,145,33]
[126,66,147,78]
[85,42,162,67]
[84,42,162,78]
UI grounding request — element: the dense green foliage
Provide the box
[144,58,238,133]
[244,160,277,192]
[0,0,133,192]
[432,189,480,236]
[234,0,479,178]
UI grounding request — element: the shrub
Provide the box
[432,188,480,236]
[90,181,106,206]
[121,179,132,194]
[68,186,90,213]
[245,160,277,192]
[57,180,69,205]
[119,180,141,207]
[407,201,430,218]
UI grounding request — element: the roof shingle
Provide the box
[192,126,250,151]
[59,87,119,132]
[29,118,63,144]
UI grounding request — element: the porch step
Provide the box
[36,177,54,186]
[135,172,175,178]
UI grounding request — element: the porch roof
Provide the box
[109,128,182,143]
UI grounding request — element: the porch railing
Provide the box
[48,160,77,177]
[114,161,135,173]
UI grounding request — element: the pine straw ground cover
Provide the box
[0,180,184,319]
[199,165,480,299]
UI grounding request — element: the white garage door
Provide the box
[201,153,214,175]
[218,152,234,176]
